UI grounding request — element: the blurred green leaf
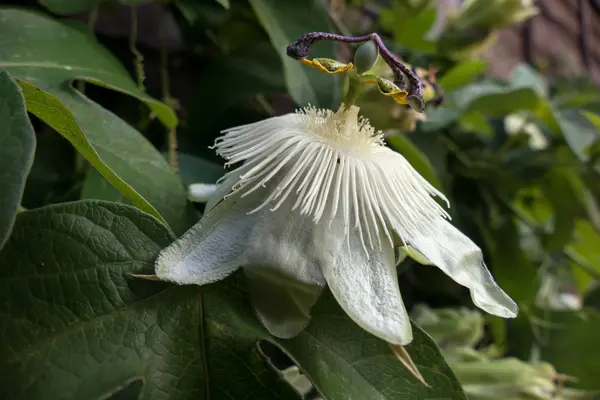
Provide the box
[249,0,336,107]
[0,71,35,250]
[458,110,493,137]
[552,76,600,109]
[188,43,284,133]
[566,219,600,288]
[0,201,297,400]
[451,82,540,116]
[176,153,224,186]
[0,9,192,234]
[481,216,538,305]
[438,60,488,93]
[556,109,600,166]
[581,110,600,157]
[448,65,560,133]
[542,169,581,252]
[380,5,437,53]
[215,0,230,9]
[39,0,151,15]
[536,308,600,391]
[509,63,548,98]
[387,133,443,189]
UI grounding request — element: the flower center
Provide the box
[297,105,384,156]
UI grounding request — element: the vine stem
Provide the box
[129,6,145,91]
[160,17,178,172]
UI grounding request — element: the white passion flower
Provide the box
[156,104,518,345]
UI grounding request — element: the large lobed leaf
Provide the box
[0,8,193,235]
[0,201,466,399]
[0,71,35,250]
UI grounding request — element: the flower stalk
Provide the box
[287,31,426,112]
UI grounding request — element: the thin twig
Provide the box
[129,6,145,91]
[159,18,179,171]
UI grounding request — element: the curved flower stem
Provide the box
[287,32,424,109]
[342,72,362,109]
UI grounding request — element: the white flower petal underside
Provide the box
[321,223,413,345]
[409,218,519,318]
[245,267,322,338]
[158,168,331,289]
[155,191,259,285]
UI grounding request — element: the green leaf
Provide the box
[535,308,600,390]
[448,67,560,133]
[451,82,540,117]
[566,219,600,286]
[0,9,175,127]
[0,201,295,400]
[0,71,35,250]
[387,134,443,190]
[188,43,285,133]
[39,0,151,15]
[176,153,224,187]
[380,6,437,53]
[0,9,191,234]
[215,0,230,9]
[82,154,223,204]
[17,80,193,235]
[0,201,465,399]
[581,110,600,158]
[438,60,488,93]
[0,201,205,399]
[206,283,467,399]
[249,0,336,107]
[480,217,538,305]
[509,63,548,98]
[556,109,600,165]
[282,292,467,399]
[81,167,128,203]
[542,168,581,251]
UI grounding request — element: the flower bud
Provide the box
[353,40,379,75]
[411,304,485,348]
[451,359,592,400]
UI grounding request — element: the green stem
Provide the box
[342,73,362,109]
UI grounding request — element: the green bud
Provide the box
[451,359,594,400]
[353,40,379,75]
[411,304,485,348]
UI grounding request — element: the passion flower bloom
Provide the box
[156,104,517,345]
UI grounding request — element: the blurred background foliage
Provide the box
[1,0,600,398]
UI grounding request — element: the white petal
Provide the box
[155,192,257,285]
[321,228,413,345]
[158,169,331,289]
[240,200,331,286]
[409,218,519,318]
[245,267,322,338]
